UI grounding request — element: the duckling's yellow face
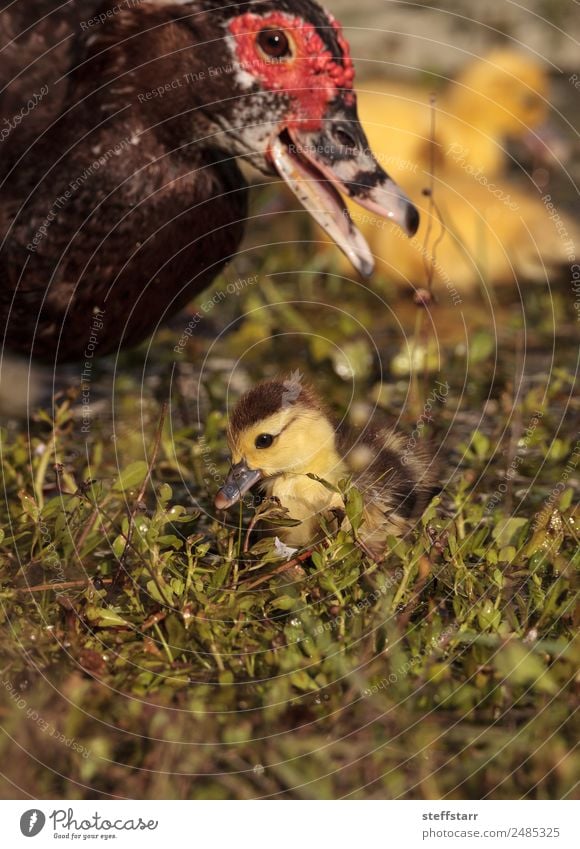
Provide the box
[454,51,548,135]
[214,389,342,511]
[231,404,337,479]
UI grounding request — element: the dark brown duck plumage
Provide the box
[0,0,418,363]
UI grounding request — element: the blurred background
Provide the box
[331,0,580,72]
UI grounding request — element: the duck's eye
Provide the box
[334,127,357,151]
[255,433,274,449]
[257,28,291,60]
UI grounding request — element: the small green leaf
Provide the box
[345,486,364,533]
[158,483,173,504]
[211,561,230,589]
[471,431,490,460]
[478,601,501,631]
[290,670,317,692]
[157,534,184,550]
[112,534,126,559]
[492,518,527,547]
[146,580,173,606]
[271,595,296,611]
[545,439,570,463]
[494,642,557,694]
[85,605,131,629]
[19,491,40,521]
[306,473,340,493]
[498,545,517,563]
[485,548,498,564]
[311,551,325,570]
[469,331,495,364]
[492,568,505,588]
[262,514,302,528]
[559,488,574,511]
[113,461,149,492]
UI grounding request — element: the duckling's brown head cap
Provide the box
[228,377,320,441]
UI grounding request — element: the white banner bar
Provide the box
[1,800,576,848]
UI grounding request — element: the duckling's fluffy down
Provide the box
[336,427,437,559]
[219,380,438,560]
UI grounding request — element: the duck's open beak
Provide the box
[214,460,262,510]
[269,102,419,277]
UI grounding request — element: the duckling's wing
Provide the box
[346,428,437,520]
[0,1,101,172]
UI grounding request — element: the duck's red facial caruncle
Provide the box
[228,11,355,130]
[225,7,419,277]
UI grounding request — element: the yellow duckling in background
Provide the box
[358,48,553,179]
[319,49,577,294]
[344,174,578,295]
[215,379,437,559]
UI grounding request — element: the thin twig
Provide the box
[396,556,433,630]
[74,505,101,554]
[420,93,447,294]
[414,93,447,405]
[240,550,313,591]
[76,494,174,605]
[15,578,113,594]
[243,511,262,553]
[504,329,525,513]
[142,610,168,631]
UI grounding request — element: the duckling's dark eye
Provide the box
[255,433,274,449]
[257,28,291,60]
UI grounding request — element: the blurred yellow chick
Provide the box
[317,50,577,294]
[341,175,578,296]
[359,48,552,179]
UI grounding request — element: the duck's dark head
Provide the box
[211,0,419,274]
[78,0,418,275]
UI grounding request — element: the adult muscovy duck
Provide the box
[0,0,419,362]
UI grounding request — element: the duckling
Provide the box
[343,173,580,295]
[358,49,554,180]
[313,48,576,292]
[214,380,436,560]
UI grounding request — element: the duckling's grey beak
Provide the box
[214,460,262,510]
